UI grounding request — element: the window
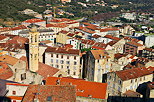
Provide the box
[67,56,69,59]
[21,73,26,80]
[35,35,37,42]
[12,91,16,95]
[74,56,76,60]
[144,76,145,80]
[97,60,99,63]
[140,77,142,81]
[51,59,53,63]
[67,66,69,69]
[51,54,53,57]
[60,60,64,64]
[35,54,37,60]
[73,72,76,75]
[118,80,122,85]
[61,65,63,69]
[74,61,77,65]
[135,79,137,82]
[56,54,58,58]
[68,69,70,74]
[131,79,133,83]
[61,55,63,58]
[66,61,70,64]
[56,65,59,68]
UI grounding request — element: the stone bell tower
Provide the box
[29,25,39,72]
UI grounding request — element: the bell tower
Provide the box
[29,24,39,72]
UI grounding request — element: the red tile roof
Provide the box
[123,36,141,42]
[100,28,119,32]
[126,42,143,47]
[92,34,101,38]
[59,30,68,34]
[46,47,80,55]
[77,26,95,34]
[11,25,27,30]
[0,62,13,79]
[91,50,110,59]
[37,63,59,80]
[107,40,118,46]
[6,83,29,86]
[46,23,68,28]
[23,19,45,23]
[22,85,76,102]
[144,48,154,52]
[8,96,23,100]
[0,35,7,40]
[50,18,73,22]
[104,35,120,41]
[46,77,107,99]
[116,67,153,81]
[114,53,128,59]
[0,55,19,66]
[20,56,60,79]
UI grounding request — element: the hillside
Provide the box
[0,0,45,21]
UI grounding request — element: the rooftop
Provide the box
[91,50,110,59]
[116,67,153,81]
[22,85,76,102]
[46,77,107,99]
[46,47,80,55]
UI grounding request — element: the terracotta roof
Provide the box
[11,25,27,30]
[6,83,29,86]
[20,56,60,78]
[50,18,72,22]
[81,39,95,45]
[46,47,80,55]
[8,96,23,100]
[63,44,73,49]
[0,62,13,79]
[22,85,76,102]
[104,35,120,41]
[37,62,59,80]
[0,55,19,66]
[107,40,118,46]
[126,42,143,47]
[59,30,68,34]
[92,42,107,50]
[23,19,45,23]
[46,23,68,28]
[100,28,119,32]
[92,34,101,38]
[0,35,7,40]
[0,27,10,32]
[11,36,28,44]
[91,50,110,59]
[86,26,99,30]
[82,22,98,28]
[67,33,75,37]
[123,90,141,97]
[40,40,53,44]
[144,48,154,52]
[114,53,128,59]
[123,36,141,42]
[76,26,95,34]
[46,77,107,99]
[116,67,153,81]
